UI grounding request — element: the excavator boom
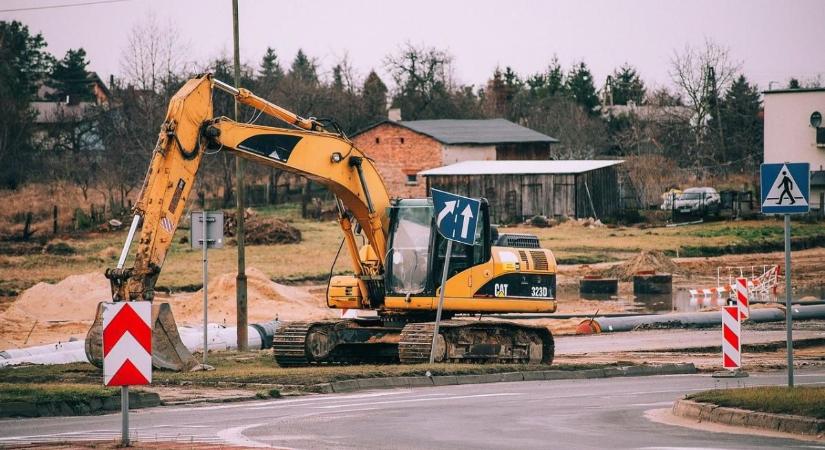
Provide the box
[87,74,392,370]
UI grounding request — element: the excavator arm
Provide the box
[107,74,390,306]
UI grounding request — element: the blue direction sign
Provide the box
[761,163,810,214]
[431,188,480,245]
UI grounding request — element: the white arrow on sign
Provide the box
[437,200,456,228]
[459,204,474,239]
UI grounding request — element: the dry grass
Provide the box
[0,214,347,297]
[687,386,825,419]
[503,219,824,262]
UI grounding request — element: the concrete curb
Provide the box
[0,391,161,418]
[321,363,696,394]
[672,399,825,437]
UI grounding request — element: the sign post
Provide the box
[430,189,480,363]
[761,162,810,387]
[191,211,224,364]
[103,301,152,446]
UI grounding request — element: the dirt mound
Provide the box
[224,210,302,245]
[167,267,335,325]
[603,250,681,281]
[0,272,110,348]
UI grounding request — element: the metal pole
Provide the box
[202,212,208,364]
[121,385,129,446]
[430,240,453,364]
[232,0,248,351]
[784,214,794,387]
[116,215,141,270]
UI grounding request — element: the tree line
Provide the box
[1,18,818,211]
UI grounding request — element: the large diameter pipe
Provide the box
[791,304,825,320]
[577,307,792,334]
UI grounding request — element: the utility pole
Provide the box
[232,0,248,351]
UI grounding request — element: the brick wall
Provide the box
[352,122,441,198]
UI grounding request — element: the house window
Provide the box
[375,137,380,144]
[406,174,418,186]
[400,137,405,144]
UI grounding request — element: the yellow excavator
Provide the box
[85,74,558,370]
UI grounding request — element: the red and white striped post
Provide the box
[735,277,749,320]
[722,305,741,370]
[103,301,152,446]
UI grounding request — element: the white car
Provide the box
[673,187,721,214]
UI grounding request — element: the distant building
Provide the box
[763,87,825,211]
[31,72,111,149]
[351,118,559,197]
[420,160,624,222]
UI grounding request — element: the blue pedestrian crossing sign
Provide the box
[431,188,480,245]
[761,162,810,214]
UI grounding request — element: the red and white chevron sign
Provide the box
[735,277,749,320]
[103,302,152,386]
[722,305,741,370]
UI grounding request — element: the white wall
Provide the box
[441,145,496,165]
[763,90,825,170]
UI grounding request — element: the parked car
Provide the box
[672,187,721,215]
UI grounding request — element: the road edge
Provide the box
[671,399,825,438]
[315,362,697,393]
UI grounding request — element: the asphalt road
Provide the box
[2,369,824,449]
[555,328,824,354]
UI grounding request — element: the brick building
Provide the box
[351,119,558,197]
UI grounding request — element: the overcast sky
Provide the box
[3,0,823,94]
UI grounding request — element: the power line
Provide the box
[0,0,130,13]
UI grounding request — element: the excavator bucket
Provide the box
[85,302,197,371]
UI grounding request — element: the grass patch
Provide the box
[0,383,119,403]
[0,351,624,390]
[687,386,825,419]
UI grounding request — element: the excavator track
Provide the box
[398,320,554,365]
[273,320,401,366]
[272,321,315,366]
[397,323,438,364]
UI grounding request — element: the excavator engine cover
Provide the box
[85,302,197,371]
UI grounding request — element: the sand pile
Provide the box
[603,250,681,281]
[168,267,335,325]
[0,272,110,348]
[224,210,302,245]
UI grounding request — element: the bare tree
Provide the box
[669,39,741,162]
[120,14,190,92]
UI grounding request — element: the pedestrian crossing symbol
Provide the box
[760,162,810,214]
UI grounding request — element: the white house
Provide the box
[763,87,825,211]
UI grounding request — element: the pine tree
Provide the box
[259,47,284,82]
[713,75,763,168]
[289,49,317,84]
[362,70,388,121]
[0,20,53,188]
[332,65,345,91]
[610,64,646,105]
[565,62,599,113]
[48,48,92,103]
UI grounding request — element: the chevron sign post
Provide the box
[103,301,151,446]
[103,302,152,385]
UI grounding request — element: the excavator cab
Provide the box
[384,198,492,297]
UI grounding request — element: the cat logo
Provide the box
[494,283,509,297]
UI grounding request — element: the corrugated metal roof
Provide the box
[396,118,559,144]
[419,160,624,176]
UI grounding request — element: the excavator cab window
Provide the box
[385,201,433,295]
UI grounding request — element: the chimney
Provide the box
[388,108,401,121]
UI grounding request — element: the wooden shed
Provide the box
[420,160,624,223]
